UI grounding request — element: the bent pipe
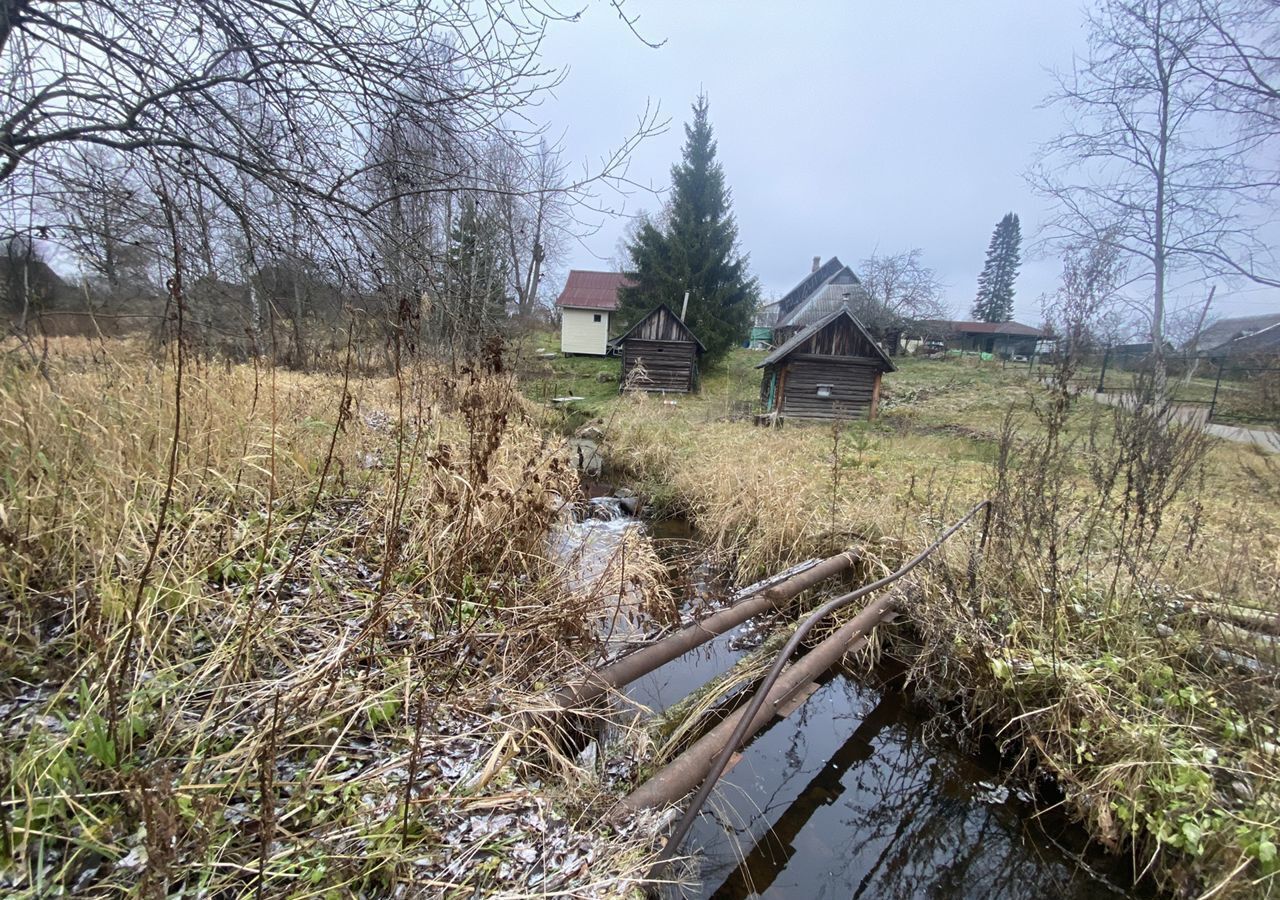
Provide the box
[640,500,993,878]
[555,550,860,709]
[608,597,898,820]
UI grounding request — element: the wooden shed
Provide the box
[611,304,706,394]
[757,308,894,421]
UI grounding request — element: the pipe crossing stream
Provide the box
[551,495,1149,899]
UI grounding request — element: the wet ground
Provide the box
[552,492,1148,899]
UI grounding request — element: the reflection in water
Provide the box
[562,507,1141,899]
[681,675,1141,900]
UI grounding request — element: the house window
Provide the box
[593,313,602,323]
[816,384,833,398]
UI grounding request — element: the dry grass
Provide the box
[0,335,666,898]
[596,353,1280,898]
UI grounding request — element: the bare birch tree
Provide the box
[1031,0,1278,357]
[490,138,570,319]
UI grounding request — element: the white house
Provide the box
[555,270,628,355]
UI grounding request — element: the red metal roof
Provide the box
[554,270,631,310]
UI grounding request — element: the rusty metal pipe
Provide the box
[555,551,859,709]
[643,500,992,875]
[609,598,897,820]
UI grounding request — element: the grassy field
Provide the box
[524,344,1280,897]
[6,334,1277,898]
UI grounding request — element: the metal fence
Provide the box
[1004,349,1280,429]
[1203,358,1280,426]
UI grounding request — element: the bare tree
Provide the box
[1184,0,1280,170]
[1030,0,1278,358]
[1044,236,1129,362]
[53,147,158,294]
[1,0,664,360]
[490,139,571,319]
[855,249,945,335]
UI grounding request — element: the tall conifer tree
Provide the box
[972,212,1022,322]
[618,95,758,363]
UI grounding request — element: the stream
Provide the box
[551,490,1149,899]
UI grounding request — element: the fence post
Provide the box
[1096,347,1110,393]
[1208,354,1225,422]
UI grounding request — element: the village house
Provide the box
[915,319,1046,358]
[1205,320,1280,362]
[758,256,875,340]
[757,307,894,421]
[554,270,630,355]
[1189,312,1280,358]
[611,303,705,394]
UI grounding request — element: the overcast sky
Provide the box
[536,0,1280,324]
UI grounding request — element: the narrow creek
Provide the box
[552,487,1150,899]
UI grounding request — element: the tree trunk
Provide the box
[292,278,306,368]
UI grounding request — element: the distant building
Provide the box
[915,319,1046,358]
[759,256,874,339]
[757,307,895,421]
[554,270,630,355]
[1189,312,1280,355]
[611,304,705,393]
[1206,321,1280,361]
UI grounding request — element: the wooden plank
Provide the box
[774,681,821,718]
[789,353,886,367]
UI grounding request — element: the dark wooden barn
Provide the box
[757,308,895,421]
[611,304,706,394]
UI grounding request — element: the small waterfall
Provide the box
[547,490,650,642]
[584,496,630,521]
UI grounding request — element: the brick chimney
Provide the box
[811,255,821,273]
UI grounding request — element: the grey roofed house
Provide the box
[759,256,872,329]
[1207,321,1280,359]
[1189,312,1280,353]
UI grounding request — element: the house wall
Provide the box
[775,358,880,420]
[620,339,697,393]
[560,307,611,355]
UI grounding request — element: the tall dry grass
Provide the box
[600,367,1280,897]
[1,336,662,897]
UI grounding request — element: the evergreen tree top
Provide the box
[617,94,758,366]
[972,212,1022,323]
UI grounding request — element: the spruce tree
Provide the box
[971,212,1022,322]
[618,95,758,364]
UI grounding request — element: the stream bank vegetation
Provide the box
[593,332,1279,893]
[0,333,682,897]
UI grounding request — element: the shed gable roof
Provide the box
[756,307,895,371]
[555,270,630,310]
[611,303,707,352]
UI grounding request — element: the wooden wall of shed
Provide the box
[621,339,697,393]
[777,358,880,420]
